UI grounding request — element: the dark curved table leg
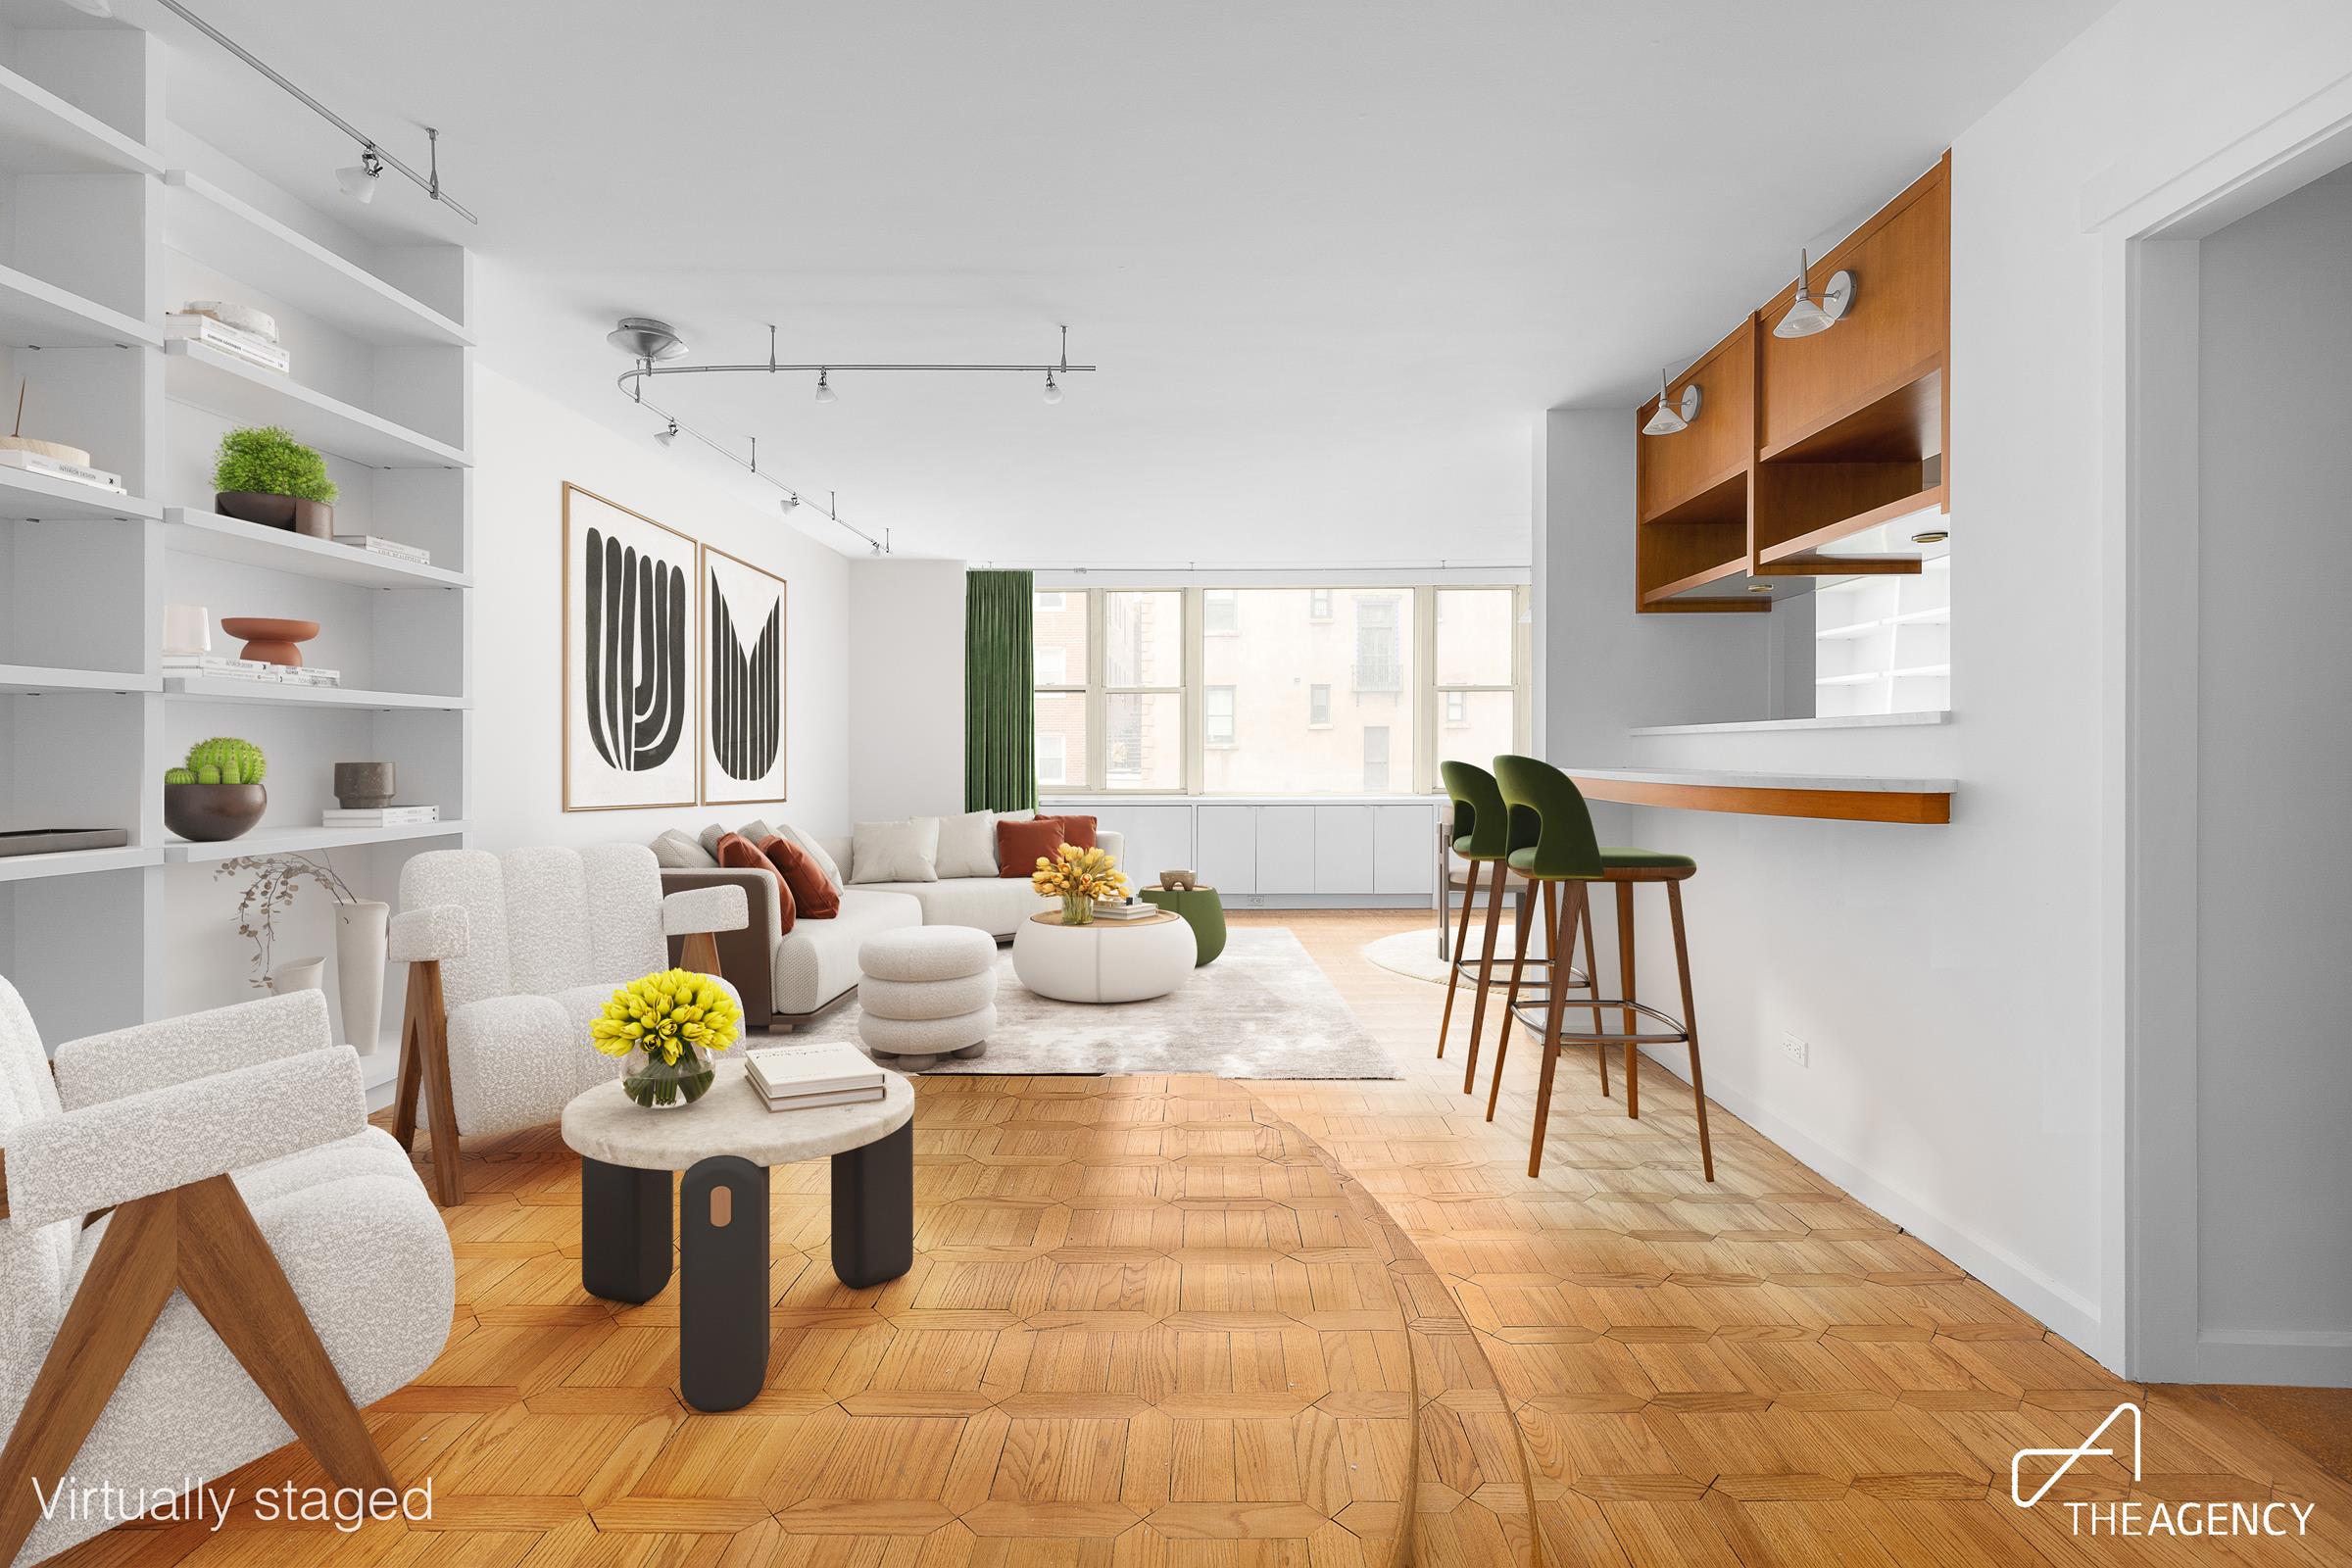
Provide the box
[680,1154,770,1412]
[580,1157,671,1303]
[831,1121,913,1288]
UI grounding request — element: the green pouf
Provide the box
[1139,885,1227,966]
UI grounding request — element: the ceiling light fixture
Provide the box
[334,151,384,204]
[1774,248,1854,339]
[1642,367,1699,436]
[151,0,478,223]
[653,420,678,447]
[1043,370,1063,406]
[780,492,801,514]
[1911,528,1950,544]
[813,369,838,406]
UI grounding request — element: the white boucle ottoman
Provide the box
[858,925,999,1068]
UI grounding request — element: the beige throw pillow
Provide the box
[933,810,999,879]
[850,818,940,884]
[651,828,717,869]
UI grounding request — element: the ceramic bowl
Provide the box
[220,616,320,666]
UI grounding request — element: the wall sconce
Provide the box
[1774,248,1854,338]
[1642,368,1701,436]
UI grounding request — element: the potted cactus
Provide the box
[213,425,337,538]
[163,736,268,842]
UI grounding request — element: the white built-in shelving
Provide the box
[1810,552,1953,718]
[0,16,474,1056]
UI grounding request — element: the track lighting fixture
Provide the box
[653,420,678,447]
[780,492,801,514]
[1043,370,1063,406]
[1774,248,1854,339]
[335,151,384,204]
[1642,367,1699,436]
[813,370,838,405]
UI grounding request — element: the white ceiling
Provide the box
[135,0,2111,564]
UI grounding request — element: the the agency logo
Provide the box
[2011,1401,2316,1539]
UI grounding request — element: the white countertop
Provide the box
[1564,766,1956,794]
[1630,710,1953,737]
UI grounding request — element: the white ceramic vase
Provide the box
[335,900,390,1055]
[270,956,327,995]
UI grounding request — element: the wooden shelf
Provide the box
[0,469,158,524]
[1641,466,1746,530]
[1755,473,1942,568]
[1566,767,1953,825]
[161,172,472,348]
[163,675,467,710]
[164,341,468,469]
[0,263,157,350]
[0,63,162,175]
[163,819,469,864]
[0,663,157,696]
[0,843,161,884]
[1760,364,1941,464]
[161,508,468,588]
[1639,554,1791,610]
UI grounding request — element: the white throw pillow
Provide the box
[933,809,999,879]
[735,817,777,845]
[651,828,717,869]
[850,818,941,884]
[774,822,844,890]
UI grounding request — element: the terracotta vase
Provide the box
[163,782,266,842]
[219,616,319,666]
[216,491,334,538]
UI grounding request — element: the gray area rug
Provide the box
[795,927,1397,1079]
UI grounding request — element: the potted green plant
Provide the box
[163,735,268,843]
[213,425,338,538]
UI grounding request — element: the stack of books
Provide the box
[1093,900,1158,921]
[322,805,438,828]
[334,533,431,566]
[166,311,289,374]
[745,1044,887,1112]
[161,656,342,688]
[0,449,124,495]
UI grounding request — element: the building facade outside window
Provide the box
[1205,685,1236,746]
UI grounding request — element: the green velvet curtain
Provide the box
[963,569,1036,812]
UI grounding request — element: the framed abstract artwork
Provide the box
[700,543,788,805]
[562,483,699,811]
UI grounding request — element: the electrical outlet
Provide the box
[1781,1031,1809,1068]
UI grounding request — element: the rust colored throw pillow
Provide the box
[995,815,1068,877]
[759,835,840,919]
[716,830,797,934]
[1032,813,1098,851]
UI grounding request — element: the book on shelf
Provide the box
[171,664,282,683]
[165,312,290,372]
[331,533,431,564]
[275,666,342,687]
[321,806,440,826]
[745,1043,886,1108]
[161,654,270,672]
[0,449,125,494]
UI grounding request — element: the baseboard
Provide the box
[1221,895,1434,910]
[2191,1328,2352,1387]
[1645,1046,2111,1362]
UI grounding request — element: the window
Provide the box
[1032,584,1525,796]
[1205,685,1236,746]
[1432,587,1520,772]
[1035,592,1065,612]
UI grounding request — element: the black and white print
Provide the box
[564,484,699,810]
[700,544,787,805]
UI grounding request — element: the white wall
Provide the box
[469,365,853,850]
[844,558,967,822]
[2191,174,2352,1362]
[1541,0,2352,1367]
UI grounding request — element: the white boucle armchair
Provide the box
[391,845,748,1204]
[0,977,453,1568]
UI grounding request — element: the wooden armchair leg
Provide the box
[679,930,722,979]
[400,960,465,1206]
[0,1176,394,1566]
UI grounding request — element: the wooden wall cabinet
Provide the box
[1637,154,1949,612]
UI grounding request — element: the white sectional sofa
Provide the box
[659,821,1123,1030]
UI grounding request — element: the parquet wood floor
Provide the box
[46,910,2352,1567]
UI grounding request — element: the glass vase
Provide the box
[1060,893,1096,926]
[621,1041,716,1109]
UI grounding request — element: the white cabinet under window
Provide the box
[1196,806,1257,893]
[1076,798,1440,906]
[1255,806,1318,894]
[1312,805,1374,895]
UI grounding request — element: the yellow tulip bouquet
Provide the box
[592,968,742,1108]
[1030,842,1129,927]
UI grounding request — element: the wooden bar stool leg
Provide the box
[1615,882,1639,1121]
[1459,859,1508,1097]
[1486,878,1549,1122]
[1435,859,1480,1059]
[1590,883,1609,1101]
[1527,881,1575,1179]
[1667,880,1714,1183]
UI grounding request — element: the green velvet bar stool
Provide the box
[1436,760,1592,1096]
[1489,754,1714,1182]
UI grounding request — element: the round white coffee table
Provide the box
[1010,909,1197,1003]
[561,1059,914,1411]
